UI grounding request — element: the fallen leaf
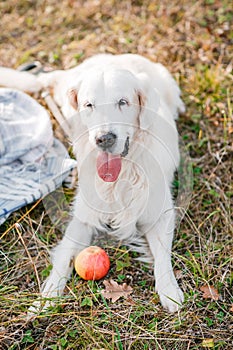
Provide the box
[230,304,233,312]
[101,279,133,303]
[200,285,220,301]
[228,125,233,134]
[201,338,215,348]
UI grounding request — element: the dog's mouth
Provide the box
[96,136,129,182]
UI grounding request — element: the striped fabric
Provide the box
[0,88,76,225]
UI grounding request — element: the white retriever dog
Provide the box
[0,54,185,312]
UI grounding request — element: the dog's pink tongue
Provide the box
[97,152,122,182]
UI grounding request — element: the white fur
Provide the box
[0,67,42,92]
[0,54,185,313]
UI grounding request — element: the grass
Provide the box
[0,0,232,349]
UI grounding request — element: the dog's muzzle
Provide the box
[95,132,129,157]
[95,132,117,151]
[96,136,130,182]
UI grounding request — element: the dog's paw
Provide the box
[158,285,184,313]
[27,299,53,320]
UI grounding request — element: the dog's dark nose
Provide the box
[96,132,117,150]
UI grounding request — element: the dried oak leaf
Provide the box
[101,279,133,303]
[200,285,220,301]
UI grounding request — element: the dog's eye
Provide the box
[118,98,128,107]
[84,102,93,108]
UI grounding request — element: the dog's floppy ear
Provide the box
[136,73,160,130]
[136,89,149,130]
[137,90,146,113]
[67,88,78,110]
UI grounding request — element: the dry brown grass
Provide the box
[0,0,232,349]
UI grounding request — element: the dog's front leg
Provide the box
[28,217,93,316]
[42,217,93,296]
[145,211,184,312]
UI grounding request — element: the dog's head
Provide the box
[67,69,159,182]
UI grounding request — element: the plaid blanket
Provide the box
[0,88,76,225]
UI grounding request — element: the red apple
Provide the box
[74,246,110,280]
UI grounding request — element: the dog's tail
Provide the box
[0,67,42,92]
